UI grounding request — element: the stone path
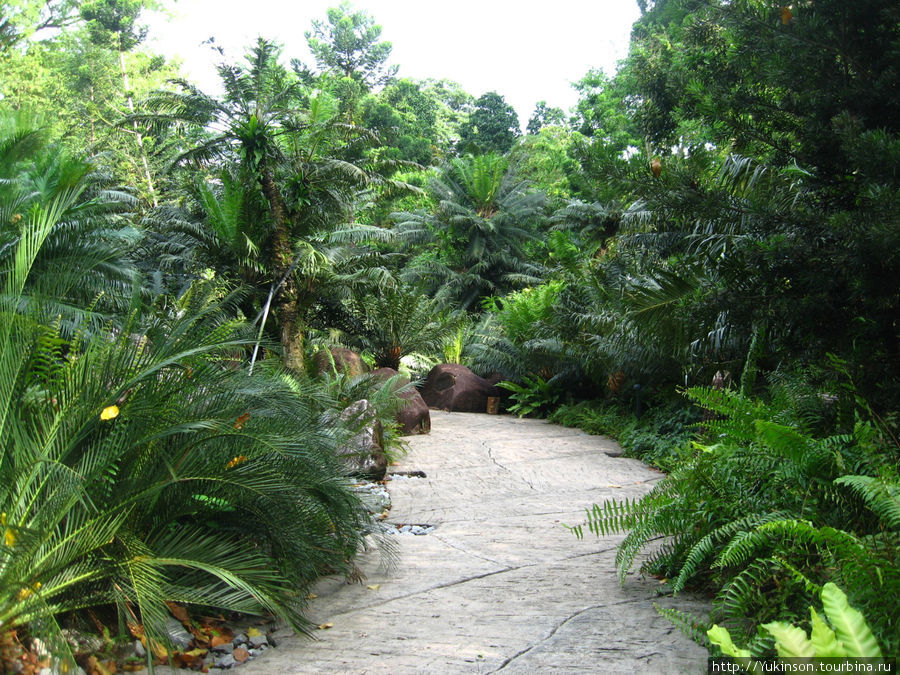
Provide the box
[240,411,709,674]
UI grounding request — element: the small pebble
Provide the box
[248,634,268,649]
[214,653,236,668]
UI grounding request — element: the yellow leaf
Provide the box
[17,582,41,601]
[1,513,14,547]
[307,593,318,599]
[226,455,248,469]
[246,627,262,637]
[366,584,381,591]
[100,405,120,421]
[607,484,622,488]
[317,623,334,630]
[149,640,168,660]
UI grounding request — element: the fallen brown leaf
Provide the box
[166,602,190,624]
[233,647,250,663]
[210,635,230,648]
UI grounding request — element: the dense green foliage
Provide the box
[575,387,899,655]
[1,0,897,667]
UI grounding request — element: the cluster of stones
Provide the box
[324,355,506,481]
[208,631,271,669]
[384,523,434,535]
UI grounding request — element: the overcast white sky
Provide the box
[145,1,641,126]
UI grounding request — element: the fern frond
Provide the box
[672,511,793,592]
[655,604,711,646]
[835,475,900,530]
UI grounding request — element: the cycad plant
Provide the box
[136,38,413,371]
[393,153,547,310]
[0,122,370,670]
[2,284,370,670]
[343,285,464,371]
[0,111,139,328]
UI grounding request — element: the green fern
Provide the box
[655,604,711,646]
[671,511,793,593]
[685,386,772,442]
[835,475,900,529]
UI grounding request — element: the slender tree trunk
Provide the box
[117,33,158,207]
[89,86,96,150]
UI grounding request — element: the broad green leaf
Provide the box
[762,621,815,657]
[707,624,751,658]
[821,583,882,657]
[809,607,845,657]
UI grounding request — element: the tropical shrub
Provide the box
[573,386,900,655]
[341,285,464,371]
[0,121,372,669]
[467,282,573,383]
[393,153,547,310]
[1,284,371,669]
[708,583,884,659]
[497,375,560,418]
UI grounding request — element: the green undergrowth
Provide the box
[565,382,900,658]
[549,397,699,471]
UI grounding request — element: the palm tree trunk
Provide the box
[259,164,305,372]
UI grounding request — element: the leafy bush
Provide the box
[497,375,560,418]
[708,583,884,659]
[1,287,372,669]
[550,397,698,470]
[573,386,900,655]
[315,370,413,462]
[0,131,372,668]
[467,282,569,383]
[342,286,464,371]
[549,400,630,437]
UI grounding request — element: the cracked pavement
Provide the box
[236,411,709,674]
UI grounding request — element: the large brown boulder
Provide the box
[372,368,431,436]
[312,347,369,377]
[336,399,387,480]
[420,364,502,413]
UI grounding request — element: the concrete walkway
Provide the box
[241,411,709,674]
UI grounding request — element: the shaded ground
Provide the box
[238,411,709,673]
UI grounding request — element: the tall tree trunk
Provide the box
[117,33,157,207]
[259,163,305,372]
